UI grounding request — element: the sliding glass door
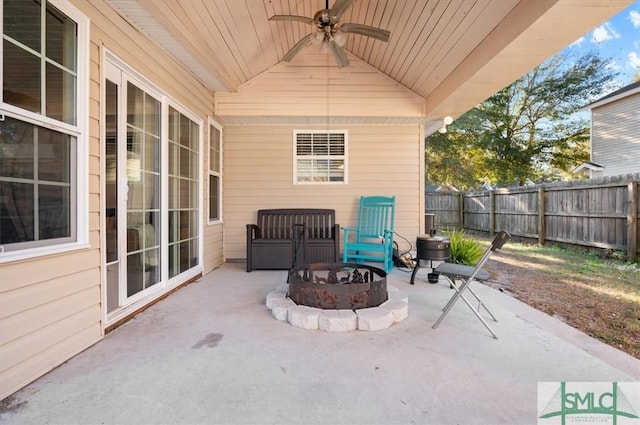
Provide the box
[104,57,200,315]
[125,82,161,297]
[168,107,199,278]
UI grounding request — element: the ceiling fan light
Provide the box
[311,31,324,45]
[320,39,330,54]
[443,115,454,125]
[333,31,346,46]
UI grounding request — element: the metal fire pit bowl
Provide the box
[288,263,387,310]
[416,236,450,261]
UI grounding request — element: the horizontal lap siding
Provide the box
[216,49,424,119]
[0,250,102,399]
[224,125,422,260]
[591,94,640,177]
[0,0,218,400]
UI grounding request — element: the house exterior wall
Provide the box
[216,49,425,121]
[217,48,427,264]
[223,124,425,261]
[590,92,640,178]
[0,0,221,400]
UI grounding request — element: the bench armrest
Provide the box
[246,224,261,272]
[246,224,260,240]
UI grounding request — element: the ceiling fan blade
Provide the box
[282,33,315,62]
[329,41,350,68]
[329,0,356,22]
[340,23,390,42]
[269,15,315,25]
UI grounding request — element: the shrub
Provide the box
[445,229,483,265]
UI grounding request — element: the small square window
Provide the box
[294,131,347,184]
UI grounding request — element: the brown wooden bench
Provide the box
[246,209,340,271]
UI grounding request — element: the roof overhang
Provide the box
[586,81,640,110]
[572,162,605,174]
[105,0,634,127]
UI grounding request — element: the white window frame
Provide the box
[0,0,90,262]
[166,103,202,283]
[293,130,348,185]
[207,117,223,224]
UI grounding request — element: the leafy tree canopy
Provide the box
[426,52,618,190]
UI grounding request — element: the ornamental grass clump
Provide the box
[445,229,483,265]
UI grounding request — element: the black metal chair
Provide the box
[432,231,510,339]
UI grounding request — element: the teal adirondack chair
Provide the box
[342,196,396,272]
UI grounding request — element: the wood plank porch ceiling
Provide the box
[107,0,633,125]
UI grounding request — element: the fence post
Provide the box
[459,192,464,230]
[538,186,546,246]
[628,181,638,261]
[489,190,495,236]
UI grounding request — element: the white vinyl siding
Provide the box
[591,93,640,177]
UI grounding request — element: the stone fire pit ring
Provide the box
[266,263,409,332]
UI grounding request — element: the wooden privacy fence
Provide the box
[425,174,640,260]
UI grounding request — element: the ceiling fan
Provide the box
[269,0,391,68]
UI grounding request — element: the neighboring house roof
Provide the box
[572,161,605,174]
[426,184,460,193]
[585,80,640,110]
[436,184,460,192]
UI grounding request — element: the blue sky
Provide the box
[564,0,640,87]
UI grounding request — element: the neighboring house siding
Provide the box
[0,0,220,400]
[223,124,424,260]
[591,92,640,177]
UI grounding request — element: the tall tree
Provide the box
[426,52,616,188]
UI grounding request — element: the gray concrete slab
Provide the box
[1,263,638,425]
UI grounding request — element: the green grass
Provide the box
[471,233,640,358]
[491,239,640,297]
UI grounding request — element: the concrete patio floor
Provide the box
[1,262,638,425]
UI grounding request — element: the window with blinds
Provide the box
[294,131,347,184]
